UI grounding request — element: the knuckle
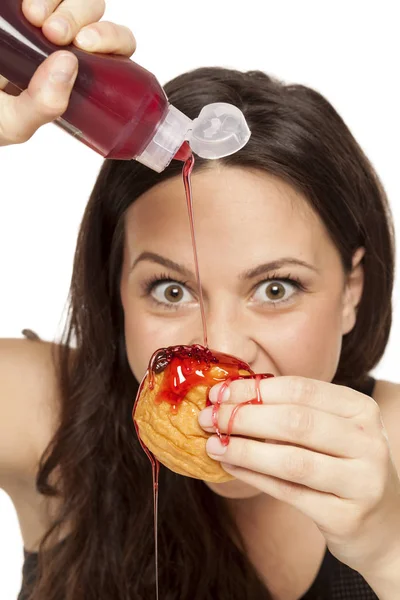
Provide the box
[278,479,305,502]
[237,439,253,466]
[217,405,231,430]
[52,8,78,32]
[107,21,121,41]
[283,449,312,481]
[247,376,261,401]
[288,376,318,405]
[284,406,313,439]
[245,380,256,402]
[229,379,251,404]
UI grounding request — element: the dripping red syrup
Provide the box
[180,143,208,347]
[132,145,274,598]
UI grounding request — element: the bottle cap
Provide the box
[136,102,251,172]
[188,102,251,160]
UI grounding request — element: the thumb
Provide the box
[0,51,78,146]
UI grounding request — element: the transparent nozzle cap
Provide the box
[188,102,251,160]
[135,102,251,173]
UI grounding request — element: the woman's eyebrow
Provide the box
[131,252,319,281]
[131,252,194,278]
[239,258,320,280]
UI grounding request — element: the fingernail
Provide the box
[206,436,227,456]
[209,383,230,404]
[48,17,70,38]
[50,53,78,84]
[198,406,214,428]
[75,28,100,50]
[29,0,48,22]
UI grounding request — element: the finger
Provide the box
[220,463,343,528]
[0,52,78,146]
[43,0,106,46]
[221,458,385,539]
[206,435,354,497]
[199,404,367,458]
[74,21,137,56]
[22,0,63,27]
[210,376,368,418]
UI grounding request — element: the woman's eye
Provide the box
[251,279,298,304]
[151,282,195,305]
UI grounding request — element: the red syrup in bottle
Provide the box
[0,0,179,161]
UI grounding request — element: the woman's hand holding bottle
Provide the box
[0,0,136,147]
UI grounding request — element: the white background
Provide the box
[1,0,399,597]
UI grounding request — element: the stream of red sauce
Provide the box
[132,144,273,599]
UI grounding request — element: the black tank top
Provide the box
[18,377,379,600]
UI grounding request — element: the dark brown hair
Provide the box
[29,67,394,599]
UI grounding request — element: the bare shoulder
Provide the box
[0,337,64,492]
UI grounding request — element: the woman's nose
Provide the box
[189,309,258,369]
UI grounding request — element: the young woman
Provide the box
[1,1,400,599]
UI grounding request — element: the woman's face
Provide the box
[120,165,364,499]
[120,165,363,385]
